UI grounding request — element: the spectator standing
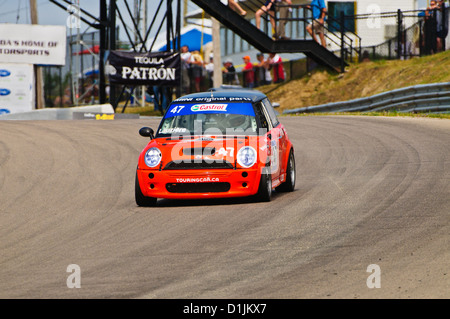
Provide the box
[190,50,204,92]
[306,0,327,48]
[54,86,72,107]
[242,55,255,88]
[180,45,191,94]
[255,53,272,86]
[274,0,292,40]
[152,85,171,114]
[151,85,162,114]
[424,0,439,54]
[204,53,214,89]
[412,24,421,56]
[228,0,247,16]
[361,50,371,62]
[268,53,285,83]
[396,32,412,60]
[222,59,239,85]
[436,0,449,52]
[256,0,277,39]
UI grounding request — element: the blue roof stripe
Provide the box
[164,102,255,118]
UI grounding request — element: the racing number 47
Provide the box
[170,105,185,114]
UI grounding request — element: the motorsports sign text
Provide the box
[0,24,66,66]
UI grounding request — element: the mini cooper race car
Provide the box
[135,89,295,206]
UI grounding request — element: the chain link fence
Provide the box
[357,6,449,61]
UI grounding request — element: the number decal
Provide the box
[217,147,234,157]
[170,105,185,114]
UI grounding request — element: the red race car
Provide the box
[135,89,295,206]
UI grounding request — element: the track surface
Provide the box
[0,116,448,298]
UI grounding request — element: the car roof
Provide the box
[172,88,267,104]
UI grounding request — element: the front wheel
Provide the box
[256,167,272,202]
[135,172,157,207]
[275,150,296,192]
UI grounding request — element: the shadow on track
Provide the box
[134,190,293,208]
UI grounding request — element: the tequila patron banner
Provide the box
[107,51,180,86]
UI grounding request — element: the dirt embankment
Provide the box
[261,50,450,112]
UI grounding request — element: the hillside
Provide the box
[259,50,450,113]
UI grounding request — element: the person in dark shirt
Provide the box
[222,59,239,85]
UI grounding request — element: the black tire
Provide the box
[256,167,272,202]
[275,150,296,192]
[135,172,157,207]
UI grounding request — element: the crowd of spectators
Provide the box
[390,0,448,60]
[149,0,448,114]
[178,45,286,94]
[423,0,449,55]
[224,53,286,88]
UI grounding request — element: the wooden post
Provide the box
[212,18,222,88]
[142,0,147,108]
[99,0,107,104]
[29,0,45,109]
[183,0,188,27]
[109,0,117,107]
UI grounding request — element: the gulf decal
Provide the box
[165,102,255,119]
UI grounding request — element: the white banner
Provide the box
[0,63,34,114]
[0,24,66,66]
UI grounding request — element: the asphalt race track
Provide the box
[0,116,448,299]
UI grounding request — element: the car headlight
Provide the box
[144,147,162,168]
[237,146,257,168]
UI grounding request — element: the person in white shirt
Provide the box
[180,45,192,93]
[255,53,272,85]
[268,53,285,83]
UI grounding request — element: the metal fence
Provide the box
[283,82,450,114]
[357,6,449,61]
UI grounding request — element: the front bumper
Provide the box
[137,168,262,199]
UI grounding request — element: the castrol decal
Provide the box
[191,104,228,112]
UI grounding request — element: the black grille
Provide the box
[166,182,231,193]
[164,160,234,170]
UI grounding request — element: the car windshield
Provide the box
[157,102,258,137]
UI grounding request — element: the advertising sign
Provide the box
[0,63,34,114]
[0,24,66,66]
[107,51,180,86]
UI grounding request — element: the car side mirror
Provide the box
[139,127,154,139]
